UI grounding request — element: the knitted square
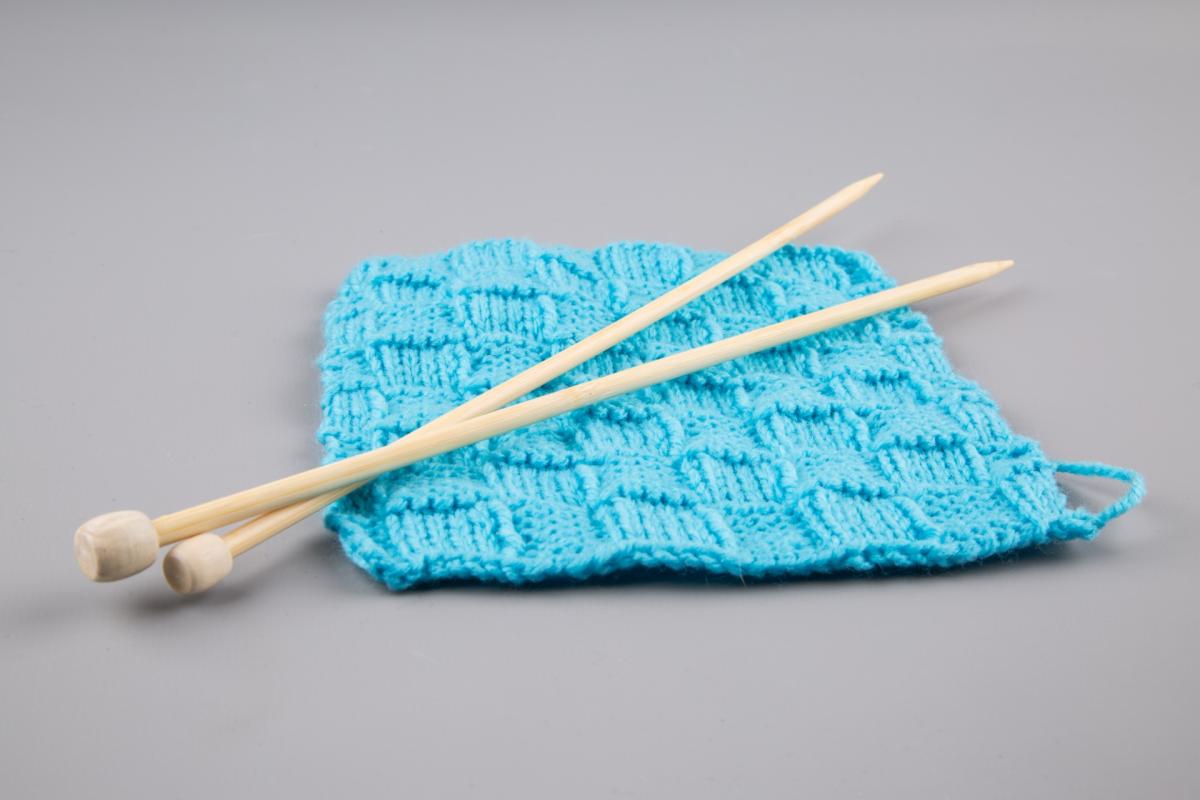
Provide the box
[318,241,1142,590]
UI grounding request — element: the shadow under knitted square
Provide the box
[318,241,1142,590]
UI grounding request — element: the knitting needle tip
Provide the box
[978,259,1015,277]
[74,510,158,581]
[162,534,234,595]
[850,172,884,196]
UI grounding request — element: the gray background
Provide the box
[2,1,1196,797]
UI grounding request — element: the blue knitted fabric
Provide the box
[317,240,1143,590]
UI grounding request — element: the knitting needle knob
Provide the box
[162,534,234,594]
[73,510,158,581]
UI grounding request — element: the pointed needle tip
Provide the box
[837,172,884,203]
[976,259,1015,277]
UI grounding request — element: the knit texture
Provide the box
[318,240,1143,590]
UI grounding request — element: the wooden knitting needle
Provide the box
[160,259,1013,593]
[74,172,884,582]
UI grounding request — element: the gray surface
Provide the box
[1,1,1196,797]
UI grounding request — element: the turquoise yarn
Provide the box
[317,240,1143,590]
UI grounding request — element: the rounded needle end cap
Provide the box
[162,534,233,595]
[74,510,158,581]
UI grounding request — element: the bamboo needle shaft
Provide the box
[162,172,883,547]
[159,260,1013,544]
[76,173,885,583]
[225,487,353,556]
